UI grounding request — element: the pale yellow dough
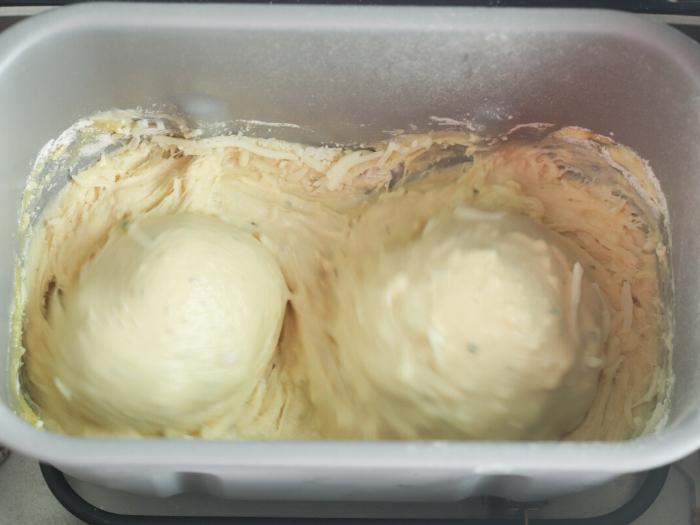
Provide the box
[321,207,608,440]
[14,115,669,440]
[29,213,288,436]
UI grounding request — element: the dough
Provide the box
[14,114,669,440]
[313,206,608,440]
[24,213,288,436]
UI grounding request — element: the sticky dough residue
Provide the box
[11,111,671,441]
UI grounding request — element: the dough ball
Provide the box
[316,207,608,440]
[35,213,288,435]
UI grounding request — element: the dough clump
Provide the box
[26,213,288,436]
[315,207,609,440]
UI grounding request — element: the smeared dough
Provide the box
[13,114,669,440]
